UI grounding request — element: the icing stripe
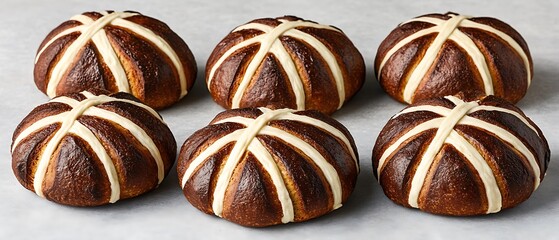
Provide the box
[446,131,502,213]
[392,95,462,119]
[376,118,443,177]
[13,91,163,153]
[392,102,540,137]
[408,100,479,207]
[51,94,163,126]
[46,12,138,97]
[72,13,96,24]
[83,107,165,183]
[269,41,306,109]
[283,113,358,169]
[11,114,65,153]
[402,15,469,103]
[233,22,341,110]
[377,15,444,80]
[208,108,347,216]
[205,23,274,90]
[69,122,120,203]
[401,16,445,26]
[206,36,264,88]
[35,14,94,63]
[468,105,539,136]
[33,96,114,197]
[248,139,294,223]
[80,91,162,121]
[209,19,344,109]
[448,32,494,95]
[90,29,130,92]
[460,19,532,86]
[284,29,345,109]
[377,27,439,80]
[220,109,342,209]
[14,91,164,202]
[67,13,129,92]
[410,16,493,93]
[35,26,84,64]
[180,130,244,188]
[379,14,531,101]
[392,105,448,119]
[260,125,343,209]
[233,21,340,35]
[111,18,188,97]
[50,95,81,107]
[380,95,541,210]
[233,22,274,32]
[278,19,342,32]
[212,109,293,217]
[397,98,540,189]
[230,21,309,109]
[261,109,358,171]
[39,11,189,97]
[445,95,465,105]
[459,116,541,189]
[182,108,349,219]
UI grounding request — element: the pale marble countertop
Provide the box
[1,1,558,239]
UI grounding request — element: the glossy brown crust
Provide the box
[34,10,197,110]
[206,16,365,115]
[372,95,550,216]
[177,108,359,227]
[374,12,533,104]
[11,89,176,206]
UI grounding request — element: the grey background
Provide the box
[1,0,558,239]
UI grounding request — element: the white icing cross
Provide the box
[181,107,358,223]
[378,13,532,103]
[36,11,188,98]
[377,96,541,213]
[207,18,346,110]
[11,91,165,203]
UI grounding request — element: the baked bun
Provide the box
[375,12,532,104]
[34,10,197,109]
[372,95,549,215]
[206,16,365,115]
[11,89,176,206]
[177,107,359,226]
